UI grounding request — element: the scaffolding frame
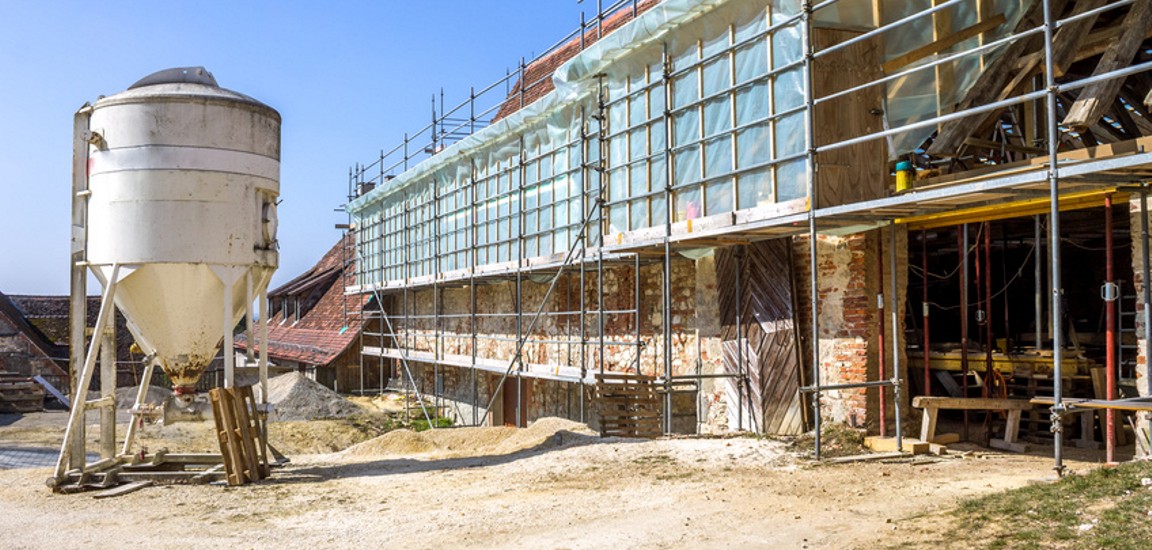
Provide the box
[344,0,1152,468]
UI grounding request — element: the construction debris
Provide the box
[255,371,360,421]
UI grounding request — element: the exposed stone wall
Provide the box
[792,228,909,432]
[1128,198,1151,455]
[373,227,910,435]
[388,257,705,430]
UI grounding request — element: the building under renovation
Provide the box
[344,0,1152,464]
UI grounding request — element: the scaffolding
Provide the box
[344,0,1152,469]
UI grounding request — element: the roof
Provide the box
[492,0,660,121]
[4,293,137,364]
[0,291,63,366]
[237,233,368,366]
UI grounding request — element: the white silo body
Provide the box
[84,67,280,394]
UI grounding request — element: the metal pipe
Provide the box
[890,225,903,451]
[736,247,744,431]
[99,315,116,460]
[1035,215,1043,353]
[245,272,255,365]
[54,264,120,482]
[984,222,993,400]
[579,105,589,424]
[960,224,970,440]
[1142,188,1152,412]
[812,0,962,60]
[662,44,675,435]
[517,137,526,428]
[878,232,886,437]
[68,105,92,471]
[802,0,821,459]
[1106,193,1116,463]
[121,357,156,456]
[635,253,641,375]
[817,60,1152,155]
[223,274,235,389]
[1043,0,1066,476]
[800,379,900,392]
[476,197,606,426]
[923,231,930,396]
[259,285,269,404]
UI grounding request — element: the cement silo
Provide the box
[85,66,280,394]
[54,67,280,484]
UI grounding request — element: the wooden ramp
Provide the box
[593,373,662,439]
[209,386,270,486]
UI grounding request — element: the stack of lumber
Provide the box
[209,386,269,486]
[0,371,45,413]
[593,373,662,439]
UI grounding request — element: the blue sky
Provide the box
[0,1,595,295]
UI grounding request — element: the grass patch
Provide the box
[409,416,454,432]
[953,460,1152,549]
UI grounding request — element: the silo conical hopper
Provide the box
[85,67,281,395]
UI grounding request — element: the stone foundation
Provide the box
[368,227,909,435]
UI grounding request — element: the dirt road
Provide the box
[0,414,1096,549]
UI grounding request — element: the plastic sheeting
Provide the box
[351,0,1028,285]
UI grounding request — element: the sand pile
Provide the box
[342,416,595,459]
[114,386,171,409]
[255,372,361,421]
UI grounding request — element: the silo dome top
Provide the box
[129,66,218,89]
[94,66,280,121]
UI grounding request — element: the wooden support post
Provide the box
[1051,0,1109,77]
[927,0,1067,156]
[1063,0,1152,131]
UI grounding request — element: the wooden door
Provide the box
[501,377,530,427]
[717,239,806,435]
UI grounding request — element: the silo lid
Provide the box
[129,67,218,89]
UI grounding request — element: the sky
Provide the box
[0,0,597,295]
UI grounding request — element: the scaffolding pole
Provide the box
[1039,0,1067,476]
[802,0,822,459]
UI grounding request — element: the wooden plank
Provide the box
[912,396,1034,410]
[930,432,962,445]
[927,0,1065,156]
[1063,0,1152,130]
[208,389,238,486]
[595,373,657,382]
[882,13,1006,74]
[863,436,930,454]
[212,389,245,486]
[230,388,260,482]
[593,396,661,405]
[92,480,153,499]
[1031,396,1152,411]
[1051,0,1110,76]
[920,407,939,442]
[239,386,271,478]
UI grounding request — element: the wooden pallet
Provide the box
[209,386,269,486]
[593,373,663,439]
[0,372,45,413]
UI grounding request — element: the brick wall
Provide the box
[792,228,909,431]
[369,227,910,435]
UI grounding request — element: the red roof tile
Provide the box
[493,0,660,121]
[236,233,367,366]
